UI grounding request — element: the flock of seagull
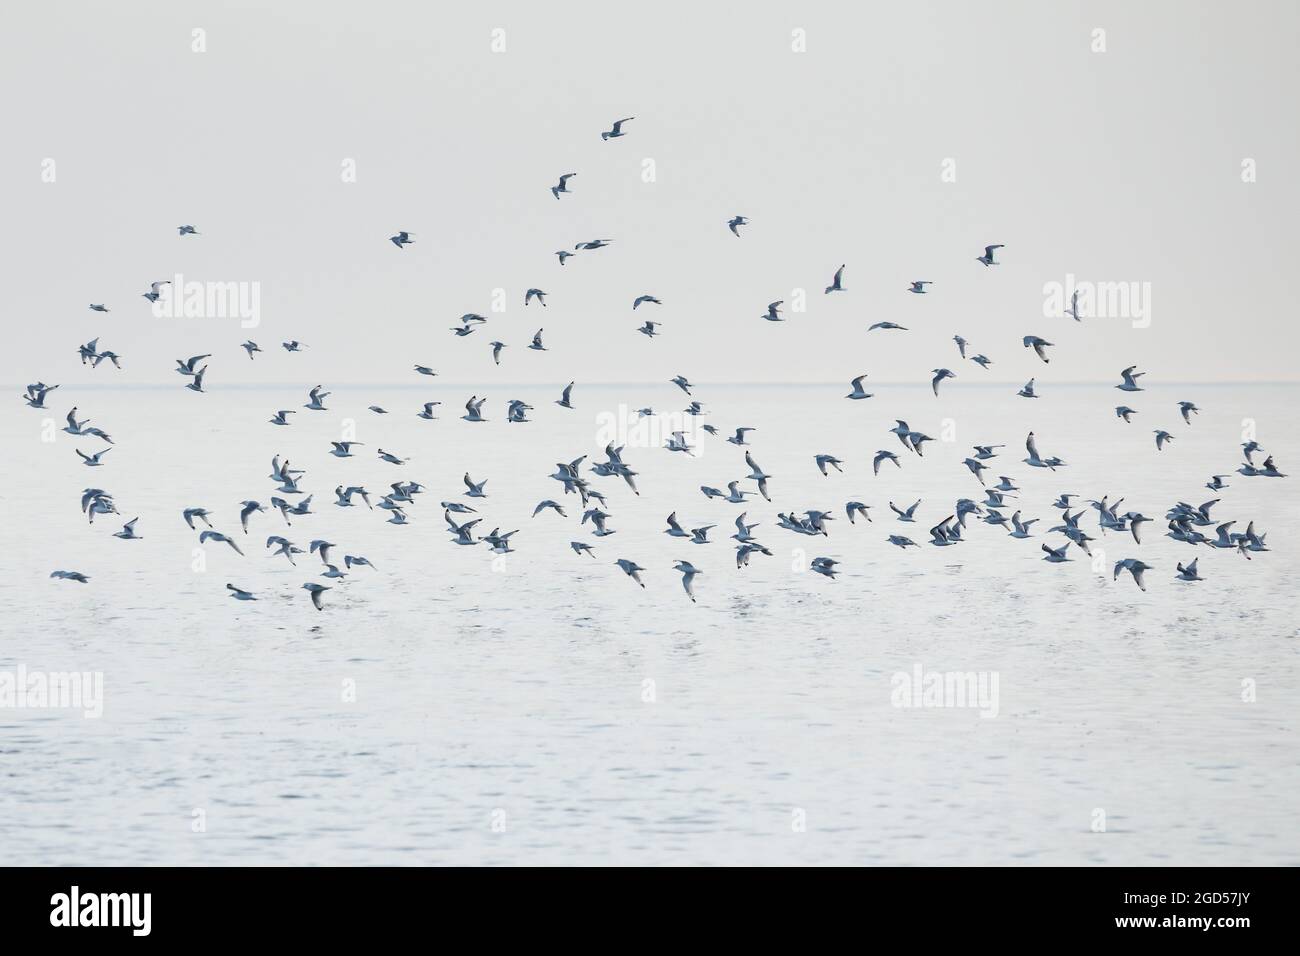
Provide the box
[33,115,1287,608]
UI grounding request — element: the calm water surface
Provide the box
[1,382,1296,864]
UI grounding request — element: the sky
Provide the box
[1,0,1297,386]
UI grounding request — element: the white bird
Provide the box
[551,173,576,199]
[824,264,846,294]
[302,582,330,610]
[601,117,634,140]
[673,561,702,602]
[1023,336,1053,363]
[615,558,646,587]
[1116,366,1145,392]
[846,375,873,400]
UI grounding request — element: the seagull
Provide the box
[113,518,142,540]
[888,535,918,549]
[1064,289,1082,321]
[846,501,871,524]
[266,536,303,564]
[1176,558,1203,582]
[304,385,330,410]
[963,458,989,484]
[22,383,59,409]
[574,239,613,251]
[462,396,487,422]
[570,541,595,558]
[672,561,702,602]
[1007,511,1038,538]
[633,295,662,309]
[1206,475,1230,491]
[726,427,755,446]
[1018,378,1039,399]
[1116,366,1145,392]
[868,322,907,331]
[689,525,714,545]
[931,368,955,395]
[529,329,547,350]
[490,341,506,364]
[846,375,873,400]
[815,454,843,476]
[722,482,752,503]
[873,450,901,475]
[1115,406,1137,422]
[1023,336,1053,363]
[971,354,992,369]
[175,354,210,376]
[890,500,921,522]
[390,231,415,248]
[463,473,488,497]
[329,441,363,458]
[551,173,576,199]
[302,582,330,610]
[1154,430,1174,451]
[744,452,772,501]
[671,375,693,395]
[414,365,438,377]
[727,216,749,237]
[182,508,213,530]
[344,555,376,571]
[760,300,784,322]
[637,321,661,337]
[1023,431,1062,469]
[239,500,265,533]
[975,244,1004,266]
[601,117,634,140]
[953,335,969,358]
[242,340,262,359]
[51,571,90,583]
[199,531,244,555]
[1041,542,1072,563]
[525,288,548,307]
[226,584,257,601]
[63,408,111,442]
[556,382,575,409]
[534,500,566,518]
[907,281,932,294]
[91,350,122,369]
[732,512,760,540]
[282,340,306,352]
[76,448,110,467]
[555,250,574,265]
[178,225,199,236]
[824,265,846,294]
[335,485,372,509]
[1114,558,1153,592]
[378,448,409,465]
[615,559,646,588]
[88,303,109,313]
[141,280,170,303]
[1178,401,1200,424]
[810,557,839,579]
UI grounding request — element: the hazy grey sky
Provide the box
[2,0,1296,385]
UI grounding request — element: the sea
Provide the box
[1,381,1296,865]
